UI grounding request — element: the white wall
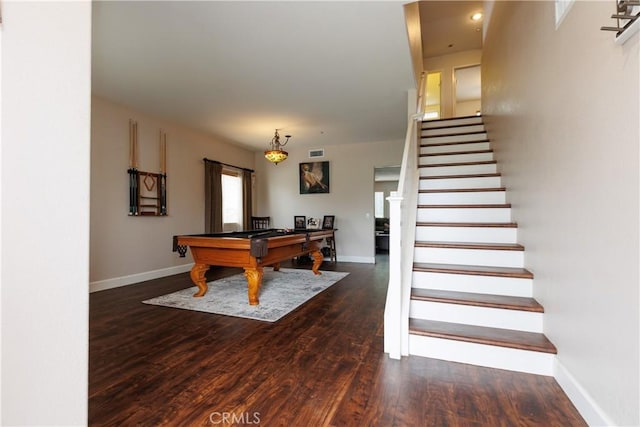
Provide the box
[90,96,255,289]
[1,2,91,425]
[423,49,482,119]
[482,1,639,425]
[254,140,404,263]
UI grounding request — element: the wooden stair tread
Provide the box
[420,139,490,148]
[419,187,505,193]
[416,222,517,228]
[413,262,533,279]
[415,241,524,251]
[420,160,496,168]
[420,173,501,180]
[411,289,543,312]
[420,149,493,157]
[409,319,557,354]
[418,203,511,208]
[422,130,487,138]
[422,115,481,124]
[421,122,484,131]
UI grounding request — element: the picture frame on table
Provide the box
[307,218,321,229]
[294,216,306,229]
[322,215,335,230]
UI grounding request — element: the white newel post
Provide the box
[384,192,403,359]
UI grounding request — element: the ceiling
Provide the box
[92,1,482,154]
[419,0,483,58]
[92,1,415,151]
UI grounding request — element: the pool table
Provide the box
[172,228,334,305]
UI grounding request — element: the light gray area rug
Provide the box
[143,268,349,322]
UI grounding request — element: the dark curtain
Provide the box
[242,170,253,231]
[204,160,223,233]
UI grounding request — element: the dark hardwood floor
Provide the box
[89,256,586,426]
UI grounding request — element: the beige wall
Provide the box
[482,1,639,425]
[90,96,255,287]
[423,49,482,119]
[91,96,404,283]
[254,139,404,263]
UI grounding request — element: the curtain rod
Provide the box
[203,158,254,173]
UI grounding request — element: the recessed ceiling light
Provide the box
[471,12,483,21]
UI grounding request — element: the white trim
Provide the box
[554,359,615,427]
[90,263,194,293]
[555,0,575,29]
[90,256,374,293]
[409,335,555,376]
[615,17,640,45]
[337,255,375,264]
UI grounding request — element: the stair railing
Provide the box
[601,0,640,44]
[384,73,424,359]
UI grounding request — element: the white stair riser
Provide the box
[420,152,494,164]
[415,226,517,243]
[409,300,543,332]
[412,271,533,297]
[417,207,511,223]
[414,246,524,268]
[421,142,490,154]
[408,335,555,376]
[420,176,502,190]
[421,132,487,144]
[423,117,483,128]
[418,191,506,205]
[420,163,497,177]
[422,124,485,137]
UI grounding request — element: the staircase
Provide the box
[407,116,557,376]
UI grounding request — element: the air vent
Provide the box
[309,149,324,158]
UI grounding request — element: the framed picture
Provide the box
[294,215,306,229]
[307,217,321,229]
[299,161,330,194]
[322,215,335,229]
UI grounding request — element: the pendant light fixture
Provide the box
[264,129,291,165]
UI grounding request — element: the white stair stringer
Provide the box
[409,299,543,332]
[418,190,506,205]
[411,270,533,297]
[421,141,491,155]
[408,334,555,376]
[420,175,502,190]
[415,224,517,243]
[407,116,556,375]
[422,116,483,128]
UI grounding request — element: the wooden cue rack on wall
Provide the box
[127,119,168,216]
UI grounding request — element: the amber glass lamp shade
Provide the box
[264,149,288,164]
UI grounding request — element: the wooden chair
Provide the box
[251,216,271,230]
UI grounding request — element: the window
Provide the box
[222,171,243,231]
[555,0,575,28]
[374,191,385,218]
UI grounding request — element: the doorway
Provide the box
[453,64,481,117]
[374,166,399,255]
[424,71,442,120]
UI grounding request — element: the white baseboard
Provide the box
[90,263,193,293]
[90,256,373,293]
[554,359,614,426]
[336,255,376,264]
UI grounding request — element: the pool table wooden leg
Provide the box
[244,267,264,305]
[272,263,281,271]
[310,248,323,276]
[190,263,210,297]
